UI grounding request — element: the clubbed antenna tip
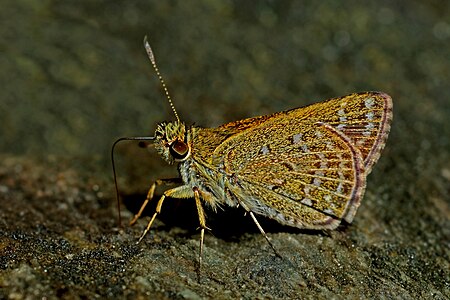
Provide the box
[143,35,180,123]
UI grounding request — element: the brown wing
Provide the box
[296,92,393,173]
[216,117,365,229]
[209,92,392,173]
[210,92,392,229]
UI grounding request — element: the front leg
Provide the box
[193,187,212,282]
[130,178,182,226]
[137,184,194,243]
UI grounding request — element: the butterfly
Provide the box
[112,37,393,273]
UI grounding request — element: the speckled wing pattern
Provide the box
[214,92,393,229]
[309,92,393,174]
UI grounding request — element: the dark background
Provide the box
[1,1,449,299]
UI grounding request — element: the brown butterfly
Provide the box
[112,37,393,273]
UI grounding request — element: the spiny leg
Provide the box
[249,211,283,258]
[137,185,194,243]
[193,187,210,281]
[136,184,194,243]
[130,178,181,226]
[137,194,166,244]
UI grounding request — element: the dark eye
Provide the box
[169,140,189,160]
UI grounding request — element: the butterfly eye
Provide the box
[169,140,189,160]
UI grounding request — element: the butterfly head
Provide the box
[154,121,190,164]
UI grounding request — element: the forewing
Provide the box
[306,92,393,173]
[216,92,392,173]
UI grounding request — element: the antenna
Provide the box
[111,136,156,227]
[143,36,180,123]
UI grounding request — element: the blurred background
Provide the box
[1,1,449,298]
[1,1,448,163]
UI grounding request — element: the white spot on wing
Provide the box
[293,133,302,144]
[315,130,323,138]
[326,140,334,150]
[260,145,270,155]
[304,186,311,196]
[365,97,375,109]
[337,109,347,130]
[324,208,334,215]
[313,178,322,187]
[301,198,312,206]
[365,122,375,130]
[366,111,375,120]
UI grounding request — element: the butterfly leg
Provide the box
[137,184,193,243]
[130,178,182,226]
[192,187,210,281]
[249,211,283,258]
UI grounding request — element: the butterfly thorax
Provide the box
[155,121,245,208]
